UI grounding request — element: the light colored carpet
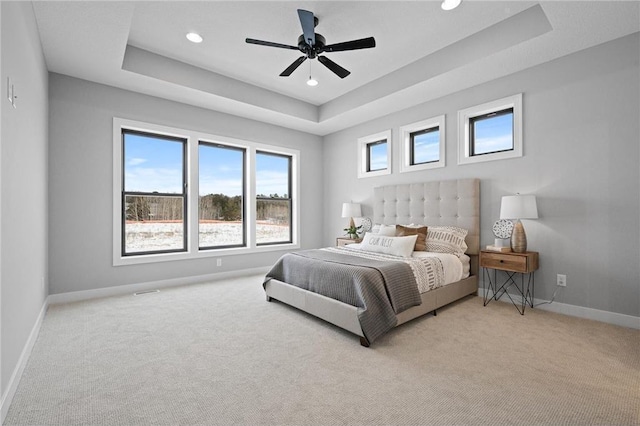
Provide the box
[4,274,639,425]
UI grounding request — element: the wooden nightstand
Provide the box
[480,250,539,315]
[336,237,362,247]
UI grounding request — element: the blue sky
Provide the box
[474,112,513,154]
[413,129,440,163]
[124,133,288,196]
[199,144,244,196]
[369,141,387,171]
[124,133,183,193]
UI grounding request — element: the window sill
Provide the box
[113,242,300,266]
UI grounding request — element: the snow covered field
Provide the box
[125,221,290,252]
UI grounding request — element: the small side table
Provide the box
[336,237,362,247]
[480,250,539,315]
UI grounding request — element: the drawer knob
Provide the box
[499,260,504,263]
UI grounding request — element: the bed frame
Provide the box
[265,179,480,346]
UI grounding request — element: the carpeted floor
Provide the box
[4,274,639,425]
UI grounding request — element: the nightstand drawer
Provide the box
[480,251,538,273]
[336,237,362,247]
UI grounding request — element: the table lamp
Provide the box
[500,194,538,253]
[341,202,362,230]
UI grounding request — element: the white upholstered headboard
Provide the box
[372,179,480,256]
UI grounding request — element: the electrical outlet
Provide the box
[216,258,222,267]
[557,274,567,287]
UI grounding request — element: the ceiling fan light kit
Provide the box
[245,9,376,81]
[186,32,203,43]
[441,0,462,11]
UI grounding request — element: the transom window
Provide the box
[113,118,299,266]
[367,140,388,172]
[358,129,392,178]
[400,115,445,173]
[410,127,440,165]
[469,108,514,156]
[457,93,522,165]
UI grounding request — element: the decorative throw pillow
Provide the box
[395,225,427,251]
[371,223,396,236]
[359,233,418,258]
[424,226,468,256]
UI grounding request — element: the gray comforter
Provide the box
[264,249,421,343]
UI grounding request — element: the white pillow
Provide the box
[370,223,396,236]
[359,233,418,258]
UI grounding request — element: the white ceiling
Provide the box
[32,1,640,135]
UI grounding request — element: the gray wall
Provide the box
[323,34,640,317]
[1,2,49,395]
[48,74,323,294]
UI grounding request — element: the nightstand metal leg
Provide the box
[483,269,535,315]
[483,267,496,306]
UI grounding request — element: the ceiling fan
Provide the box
[245,9,376,79]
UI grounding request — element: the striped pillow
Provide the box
[424,226,468,256]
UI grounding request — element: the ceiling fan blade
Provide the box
[297,9,316,46]
[318,56,350,79]
[280,56,307,77]
[324,37,376,52]
[246,38,299,50]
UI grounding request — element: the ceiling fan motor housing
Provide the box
[298,33,326,59]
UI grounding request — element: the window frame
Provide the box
[256,151,293,246]
[122,129,188,256]
[198,141,247,251]
[357,130,392,179]
[457,93,523,165]
[113,118,300,266]
[399,115,445,173]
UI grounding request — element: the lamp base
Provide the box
[511,219,527,253]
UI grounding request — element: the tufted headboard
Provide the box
[372,179,480,260]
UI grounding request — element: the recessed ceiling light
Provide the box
[186,32,203,43]
[441,0,462,11]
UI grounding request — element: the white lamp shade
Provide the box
[500,195,538,220]
[341,203,362,218]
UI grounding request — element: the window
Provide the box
[458,93,522,165]
[469,108,513,156]
[199,142,245,249]
[122,130,187,255]
[411,129,439,164]
[256,152,292,245]
[113,118,299,266]
[367,140,388,172]
[358,130,392,178]
[399,115,445,173]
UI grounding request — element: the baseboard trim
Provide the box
[0,298,49,424]
[47,267,270,305]
[480,289,640,329]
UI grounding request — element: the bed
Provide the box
[263,178,480,346]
